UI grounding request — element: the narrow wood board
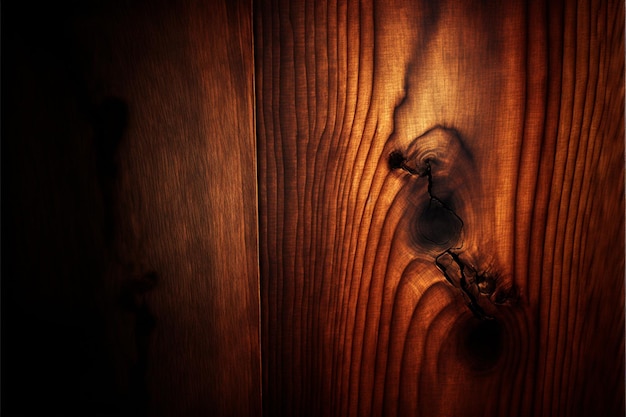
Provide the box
[3,1,261,416]
[94,2,262,415]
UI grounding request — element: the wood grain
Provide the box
[3,1,260,416]
[254,0,624,415]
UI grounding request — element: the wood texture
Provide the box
[254,0,625,416]
[3,1,260,416]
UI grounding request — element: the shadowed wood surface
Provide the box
[3,1,260,416]
[254,0,624,416]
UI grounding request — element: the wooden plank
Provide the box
[3,1,261,416]
[254,0,624,415]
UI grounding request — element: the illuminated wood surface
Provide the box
[255,0,624,416]
[3,1,260,416]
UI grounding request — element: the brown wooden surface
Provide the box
[3,0,624,415]
[254,0,625,416]
[3,1,261,416]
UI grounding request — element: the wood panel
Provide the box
[254,0,624,415]
[3,1,260,416]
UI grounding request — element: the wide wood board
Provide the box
[254,0,625,415]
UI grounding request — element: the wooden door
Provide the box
[254,0,625,416]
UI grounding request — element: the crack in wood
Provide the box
[390,126,517,319]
